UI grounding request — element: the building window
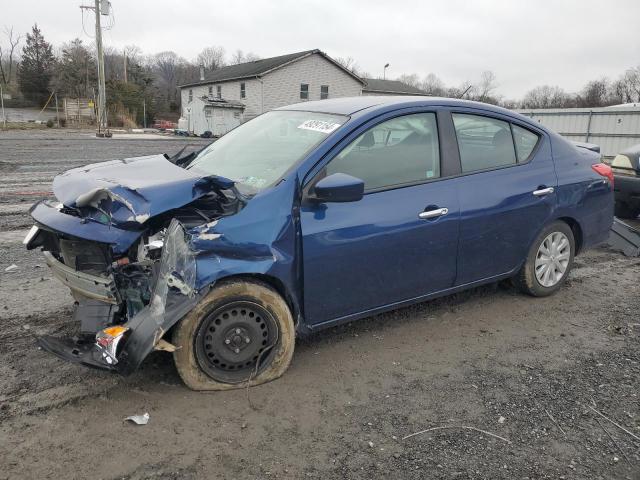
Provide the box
[217,85,222,98]
[240,83,246,99]
[188,89,193,102]
[208,86,213,95]
[300,83,309,100]
[320,85,329,100]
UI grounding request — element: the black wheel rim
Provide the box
[194,300,279,383]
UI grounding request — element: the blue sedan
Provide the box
[26,97,614,390]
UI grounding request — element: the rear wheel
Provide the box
[515,221,575,297]
[173,279,295,391]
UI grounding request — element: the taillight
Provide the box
[592,163,614,187]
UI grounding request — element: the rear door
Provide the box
[450,111,557,284]
[300,110,460,326]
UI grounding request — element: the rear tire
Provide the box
[173,279,295,391]
[515,221,575,297]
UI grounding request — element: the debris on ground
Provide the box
[4,264,18,272]
[125,413,150,425]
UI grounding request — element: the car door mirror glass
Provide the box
[312,173,364,203]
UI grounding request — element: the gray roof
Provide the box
[363,78,428,95]
[181,49,364,88]
[201,96,245,109]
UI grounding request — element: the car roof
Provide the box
[276,96,538,127]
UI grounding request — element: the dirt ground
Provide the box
[0,130,639,480]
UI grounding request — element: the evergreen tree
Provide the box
[52,38,96,98]
[17,24,55,104]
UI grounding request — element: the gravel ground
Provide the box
[0,130,639,480]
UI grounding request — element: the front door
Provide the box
[300,111,460,326]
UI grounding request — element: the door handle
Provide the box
[532,187,554,196]
[419,207,448,219]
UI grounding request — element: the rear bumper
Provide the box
[43,251,120,304]
[614,174,640,206]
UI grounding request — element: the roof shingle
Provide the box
[181,49,363,87]
[363,78,427,95]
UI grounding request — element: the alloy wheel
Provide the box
[534,231,571,288]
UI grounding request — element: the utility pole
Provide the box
[0,83,6,129]
[80,0,110,137]
[54,92,60,128]
[123,48,128,83]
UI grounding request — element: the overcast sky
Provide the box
[3,0,639,98]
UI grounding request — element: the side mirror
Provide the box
[312,173,365,203]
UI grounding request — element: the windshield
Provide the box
[188,110,348,194]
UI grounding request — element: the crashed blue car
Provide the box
[25,97,614,390]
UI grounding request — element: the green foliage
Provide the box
[106,80,155,127]
[46,119,54,128]
[17,24,55,105]
[53,39,96,98]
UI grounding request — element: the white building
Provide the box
[179,49,365,136]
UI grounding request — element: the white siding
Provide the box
[180,52,363,124]
[261,53,362,113]
[181,95,244,136]
[181,79,261,119]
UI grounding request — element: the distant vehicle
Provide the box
[25,96,614,390]
[611,144,640,219]
[151,119,177,130]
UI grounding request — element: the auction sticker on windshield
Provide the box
[298,119,342,134]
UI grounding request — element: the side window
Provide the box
[452,113,516,173]
[216,85,222,98]
[240,83,246,99]
[325,113,440,191]
[512,124,540,162]
[320,85,329,100]
[188,89,193,102]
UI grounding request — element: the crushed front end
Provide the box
[25,154,243,373]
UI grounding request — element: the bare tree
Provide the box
[397,73,421,88]
[0,26,23,84]
[334,56,359,74]
[196,46,226,71]
[229,49,260,65]
[576,78,611,107]
[420,73,445,95]
[476,70,497,102]
[610,67,640,104]
[521,85,574,109]
[149,51,196,112]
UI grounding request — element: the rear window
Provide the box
[452,114,516,173]
[512,124,540,162]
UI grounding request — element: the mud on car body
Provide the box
[25,97,614,390]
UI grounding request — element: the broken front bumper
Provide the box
[43,251,120,304]
[38,335,118,371]
[35,219,204,374]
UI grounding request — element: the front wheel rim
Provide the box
[534,231,570,288]
[194,301,279,383]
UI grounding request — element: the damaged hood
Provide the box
[53,154,218,225]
